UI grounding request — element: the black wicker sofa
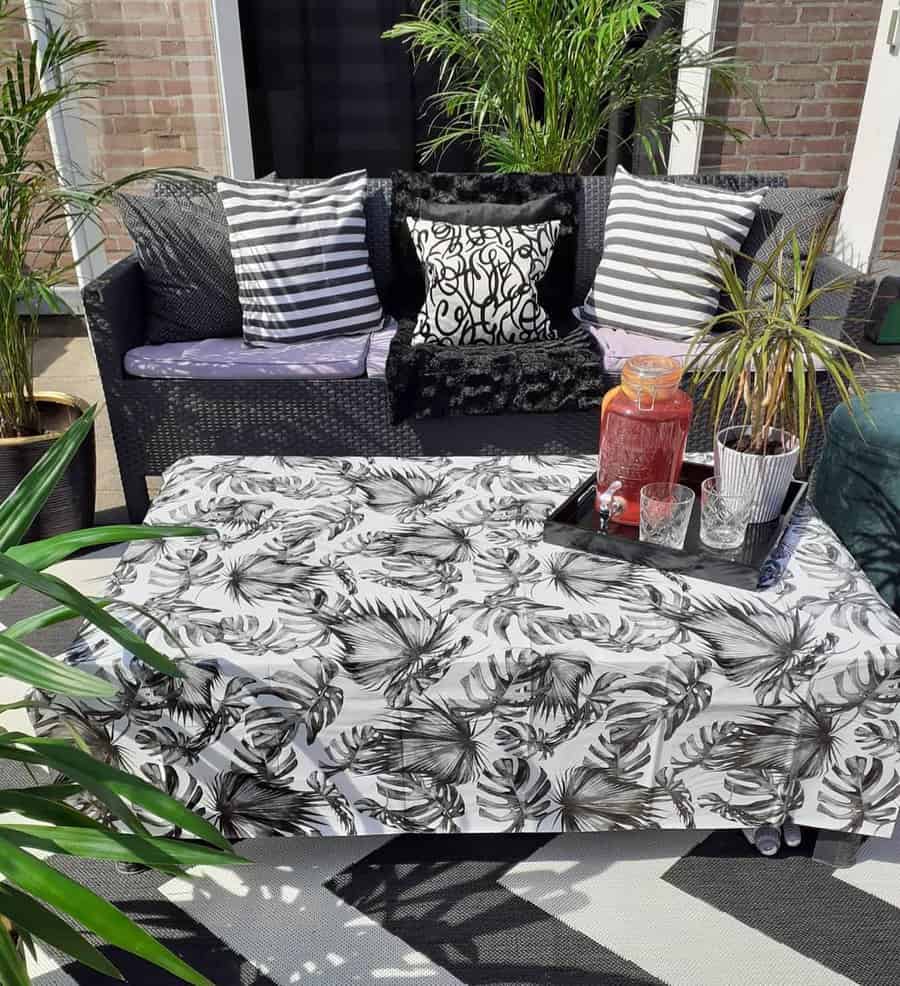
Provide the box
[84,172,875,521]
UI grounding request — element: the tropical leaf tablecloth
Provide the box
[33,455,900,839]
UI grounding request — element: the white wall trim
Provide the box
[209,0,255,178]
[23,0,107,291]
[668,0,720,175]
[834,0,900,273]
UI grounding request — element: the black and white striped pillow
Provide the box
[581,168,767,340]
[217,171,384,347]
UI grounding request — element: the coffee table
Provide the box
[32,455,900,842]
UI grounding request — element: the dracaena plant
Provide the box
[0,0,174,437]
[383,0,759,174]
[0,407,243,986]
[686,207,868,460]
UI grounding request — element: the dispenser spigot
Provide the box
[596,480,624,533]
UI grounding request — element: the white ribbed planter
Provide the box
[715,426,800,525]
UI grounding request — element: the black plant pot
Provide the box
[0,393,96,542]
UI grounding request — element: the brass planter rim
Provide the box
[0,392,90,448]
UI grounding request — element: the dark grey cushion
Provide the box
[735,186,841,294]
[117,191,242,344]
[416,194,560,226]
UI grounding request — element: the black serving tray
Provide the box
[543,460,807,591]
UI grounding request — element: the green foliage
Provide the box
[0,1,180,437]
[0,409,242,984]
[686,206,868,460]
[383,0,758,173]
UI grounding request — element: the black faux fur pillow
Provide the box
[390,172,580,324]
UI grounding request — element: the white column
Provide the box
[209,0,255,179]
[834,0,900,273]
[668,0,720,175]
[23,0,107,301]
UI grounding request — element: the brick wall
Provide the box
[74,0,227,261]
[701,0,900,262]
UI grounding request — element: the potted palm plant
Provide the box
[383,0,757,174]
[0,1,165,538]
[687,209,868,524]
[0,406,243,984]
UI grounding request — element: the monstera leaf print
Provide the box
[147,544,223,596]
[542,551,648,602]
[319,725,389,777]
[209,769,328,838]
[700,768,804,827]
[233,739,300,785]
[281,595,353,650]
[474,547,542,596]
[605,654,713,747]
[695,701,844,778]
[357,465,456,519]
[335,599,469,707]
[459,650,541,717]
[307,770,357,835]
[362,556,462,600]
[496,722,557,759]
[245,658,343,746]
[263,502,364,550]
[135,724,207,766]
[670,722,743,773]
[819,756,900,833]
[824,646,900,718]
[654,768,696,827]
[552,765,669,831]
[453,595,563,643]
[373,774,465,833]
[856,720,900,757]
[377,699,486,784]
[477,758,551,833]
[585,735,652,782]
[212,615,300,657]
[678,597,834,705]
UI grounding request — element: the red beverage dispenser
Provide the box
[597,355,693,526]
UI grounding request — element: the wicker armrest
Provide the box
[810,253,875,350]
[82,254,147,388]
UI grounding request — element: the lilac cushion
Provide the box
[365,320,397,378]
[586,322,826,374]
[585,322,693,373]
[125,334,369,380]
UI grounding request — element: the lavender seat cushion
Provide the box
[125,335,369,380]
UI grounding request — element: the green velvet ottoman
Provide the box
[813,392,900,613]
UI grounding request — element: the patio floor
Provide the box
[34,315,900,522]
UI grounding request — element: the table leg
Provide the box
[812,830,866,868]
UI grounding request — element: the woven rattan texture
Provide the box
[86,175,871,521]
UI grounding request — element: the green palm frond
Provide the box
[686,204,868,460]
[0,0,192,437]
[384,0,759,174]
[0,402,242,982]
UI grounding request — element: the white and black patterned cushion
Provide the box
[217,171,384,347]
[581,167,767,340]
[407,218,561,346]
[117,191,242,344]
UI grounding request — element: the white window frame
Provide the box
[209,0,255,179]
[835,0,900,273]
[23,0,106,311]
[668,0,720,175]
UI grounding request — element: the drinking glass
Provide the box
[640,483,695,550]
[700,476,753,550]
